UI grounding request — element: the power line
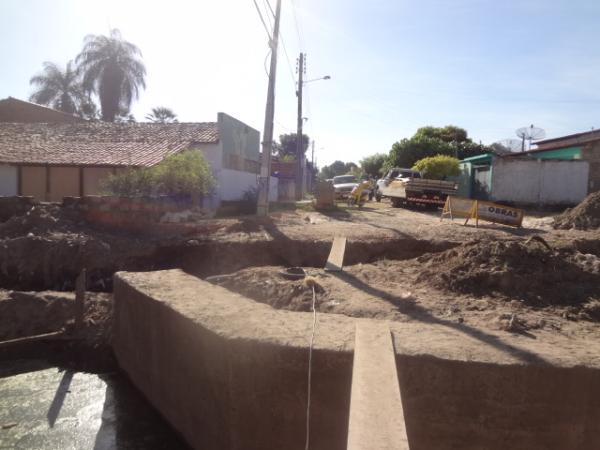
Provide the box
[279,32,297,86]
[252,0,272,40]
[262,0,273,29]
[263,0,275,17]
[290,0,305,50]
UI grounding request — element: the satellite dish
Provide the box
[516,124,546,151]
[492,139,522,153]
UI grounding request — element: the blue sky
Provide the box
[1,0,600,165]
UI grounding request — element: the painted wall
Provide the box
[49,167,79,201]
[491,159,589,205]
[218,169,254,201]
[218,112,260,169]
[21,166,46,200]
[529,146,582,160]
[0,165,17,196]
[217,169,279,202]
[83,167,114,195]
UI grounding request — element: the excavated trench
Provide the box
[4,222,600,448]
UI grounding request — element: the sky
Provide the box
[2,0,600,166]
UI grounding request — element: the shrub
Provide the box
[412,155,460,180]
[101,150,215,197]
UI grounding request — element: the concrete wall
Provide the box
[49,167,79,201]
[83,167,114,195]
[21,166,46,200]
[0,165,17,196]
[582,142,600,192]
[113,269,600,450]
[491,159,589,205]
[218,170,278,202]
[218,113,260,164]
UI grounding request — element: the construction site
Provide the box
[2,191,600,449]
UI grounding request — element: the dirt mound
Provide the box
[0,203,81,238]
[207,267,327,312]
[417,240,600,305]
[554,192,600,230]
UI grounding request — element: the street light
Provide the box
[295,68,331,200]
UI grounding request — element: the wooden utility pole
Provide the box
[257,0,282,216]
[295,52,305,200]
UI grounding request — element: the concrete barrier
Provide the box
[113,269,600,450]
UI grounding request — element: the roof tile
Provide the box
[0,122,219,167]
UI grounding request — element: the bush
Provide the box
[101,150,215,197]
[412,155,460,180]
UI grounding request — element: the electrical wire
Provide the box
[252,0,272,40]
[290,0,305,50]
[305,284,317,450]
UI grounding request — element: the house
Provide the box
[457,152,589,206]
[523,130,600,192]
[0,112,275,206]
[0,97,83,123]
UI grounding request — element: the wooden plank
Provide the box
[325,236,346,272]
[347,320,410,450]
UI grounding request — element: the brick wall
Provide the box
[63,196,216,235]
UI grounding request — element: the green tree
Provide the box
[29,61,88,115]
[412,155,460,180]
[275,133,310,159]
[360,153,387,178]
[76,29,146,122]
[319,160,358,179]
[384,126,489,170]
[102,150,215,197]
[146,107,178,123]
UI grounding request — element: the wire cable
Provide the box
[304,284,317,450]
[253,0,272,40]
[290,0,305,50]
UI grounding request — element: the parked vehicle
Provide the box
[375,168,421,202]
[377,168,457,207]
[332,174,372,200]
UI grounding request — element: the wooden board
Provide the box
[325,236,346,272]
[347,321,410,450]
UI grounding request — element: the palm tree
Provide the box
[76,29,146,122]
[29,61,86,115]
[145,107,178,123]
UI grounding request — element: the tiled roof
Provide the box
[0,122,219,167]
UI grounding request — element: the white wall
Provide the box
[491,159,589,205]
[218,169,278,202]
[219,169,257,201]
[0,165,17,196]
[269,176,278,202]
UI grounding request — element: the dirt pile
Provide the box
[0,203,80,238]
[417,239,600,305]
[553,191,600,230]
[0,204,159,291]
[0,290,111,341]
[207,267,327,311]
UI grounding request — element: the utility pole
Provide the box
[257,0,282,216]
[295,52,305,200]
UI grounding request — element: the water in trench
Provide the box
[0,359,189,449]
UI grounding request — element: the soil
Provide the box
[554,191,600,230]
[209,236,600,339]
[416,239,600,306]
[3,198,600,367]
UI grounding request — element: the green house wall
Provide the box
[529,146,582,160]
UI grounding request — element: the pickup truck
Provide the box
[376,168,457,208]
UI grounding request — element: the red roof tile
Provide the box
[0,122,219,167]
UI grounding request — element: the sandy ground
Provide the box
[208,199,600,346]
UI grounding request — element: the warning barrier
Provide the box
[441,196,524,228]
